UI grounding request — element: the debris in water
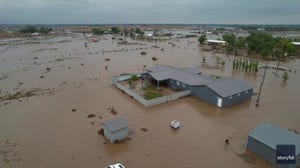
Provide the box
[110,106,117,115]
[152,56,158,61]
[88,114,96,118]
[141,126,148,132]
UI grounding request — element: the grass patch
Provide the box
[143,86,163,100]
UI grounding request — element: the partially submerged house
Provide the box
[144,65,253,108]
[102,118,128,143]
[246,123,300,168]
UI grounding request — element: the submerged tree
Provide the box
[282,72,289,82]
[198,35,207,44]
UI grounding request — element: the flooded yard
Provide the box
[0,33,299,168]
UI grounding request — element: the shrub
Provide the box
[130,74,138,81]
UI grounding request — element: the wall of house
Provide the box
[221,89,253,107]
[104,128,128,143]
[190,86,218,106]
[246,136,277,167]
[167,79,190,91]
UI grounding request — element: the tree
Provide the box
[198,35,207,44]
[282,72,289,82]
[236,37,246,49]
[19,26,38,33]
[111,27,120,34]
[92,28,104,35]
[222,34,236,53]
[38,27,52,34]
[273,38,297,73]
[246,32,276,58]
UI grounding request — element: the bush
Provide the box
[143,86,163,100]
[92,28,104,35]
[282,72,289,82]
[140,51,147,55]
[130,74,138,81]
[221,61,225,66]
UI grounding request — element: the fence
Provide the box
[113,75,191,107]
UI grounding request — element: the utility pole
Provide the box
[256,62,268,107]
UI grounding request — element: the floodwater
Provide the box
[0,33,300,168]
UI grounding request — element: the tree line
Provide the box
[19,26,53,34]
[92,27,145,39]
[199,32,298,59]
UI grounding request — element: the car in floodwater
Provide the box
[105,163,125,168]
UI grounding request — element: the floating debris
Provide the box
[88,114,96,118]
[141,126,148,132]
[110,106,117,115]
[152,56,158,61]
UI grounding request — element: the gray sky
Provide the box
[0,0,299,24]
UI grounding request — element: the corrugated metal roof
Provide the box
[248,123,300,153]
[148,71,173,81]
[146,65,253,97]
[207,77,253,98]
[146,65,212,86]
[103,118,128,133]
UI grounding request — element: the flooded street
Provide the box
[0,34,299,168]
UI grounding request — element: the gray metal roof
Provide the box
[248,123,300,154]
[207,77,253,98]
[147,65,212,86]
[103,118,128,133]
[146,65,253,97]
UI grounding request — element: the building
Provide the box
[205,39,227,46]
[144,65,253,108]
[102,118,128,143]
[246,123,300,168]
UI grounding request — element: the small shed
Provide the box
[102,118,128,143]
[246,123,300,168]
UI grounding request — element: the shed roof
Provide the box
[103,118,128,133]
[292,42,300,46]
[207,39,227,44]
[248,123,300,153]
[207,77,253,98]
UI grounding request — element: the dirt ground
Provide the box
[0,32,299,168]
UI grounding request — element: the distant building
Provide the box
[205,39,227,46]
[292,42,300,46]
[247,123,300,168]
[102,118,128,143]
[144,65,253,108]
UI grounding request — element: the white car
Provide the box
[105,163,125,168]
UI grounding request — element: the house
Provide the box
[102,118,128,143]
[143,65,253,108]
[246,123,300,168]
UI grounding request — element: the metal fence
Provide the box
[113,75,191,107]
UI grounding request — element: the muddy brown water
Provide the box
[0,34,300,168]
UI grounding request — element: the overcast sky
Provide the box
[0,0,299,24]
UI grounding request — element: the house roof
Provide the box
[103,118,128,133]
[207,77,253,98]
[248,123,300,154]
[146,65,253,97]
[147,65,212,86]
